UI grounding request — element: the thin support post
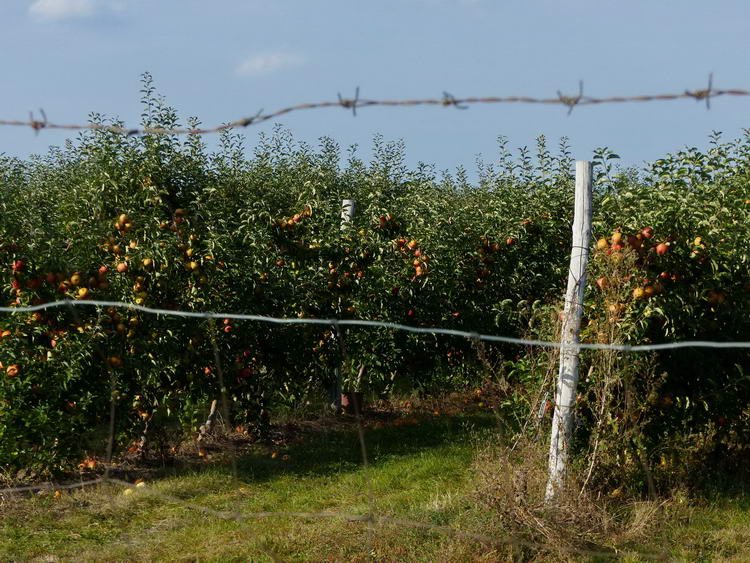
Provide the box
[331,199,356,412]
[340,199,356,231]
[545,161,593,502]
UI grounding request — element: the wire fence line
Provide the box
[1,75,746,137]
[1,298,748,353]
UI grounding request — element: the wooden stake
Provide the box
[545,161,593,502]
[340,199,356,231]
[331,199,356,412]
[198,399,219,443]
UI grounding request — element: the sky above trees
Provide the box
[2,0,749,177]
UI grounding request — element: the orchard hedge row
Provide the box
[1,79,749,474]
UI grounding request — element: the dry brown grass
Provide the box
[471,438,676,561]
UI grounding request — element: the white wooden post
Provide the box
[331,199,356,412]
[545,161,593,502]
[341,199,356,230]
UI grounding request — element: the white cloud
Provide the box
[235,52,304,77]
[29,0,96,19]
[29,0,126,20]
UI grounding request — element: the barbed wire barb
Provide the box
[442,91,468,109]
[686,72,714,110]
[237,107,264,128]
[557,80,585,116]
[337,86,360,116]
[28,108,48,135]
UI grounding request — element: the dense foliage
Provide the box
[1,76,749,480]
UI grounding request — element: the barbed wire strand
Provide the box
[1,299,748,353]
[0,76,746,137]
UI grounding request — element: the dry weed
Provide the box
[472,439,672,561]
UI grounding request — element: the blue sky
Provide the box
[2,0,749,177]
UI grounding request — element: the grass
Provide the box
[1,413,505,561]
[3,410,750,561]
[661,497,750,562]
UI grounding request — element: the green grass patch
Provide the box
[1,414,502,561]
[4,412,750,561]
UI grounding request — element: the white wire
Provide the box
[1,299,748,352]
[0,479,103,494]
